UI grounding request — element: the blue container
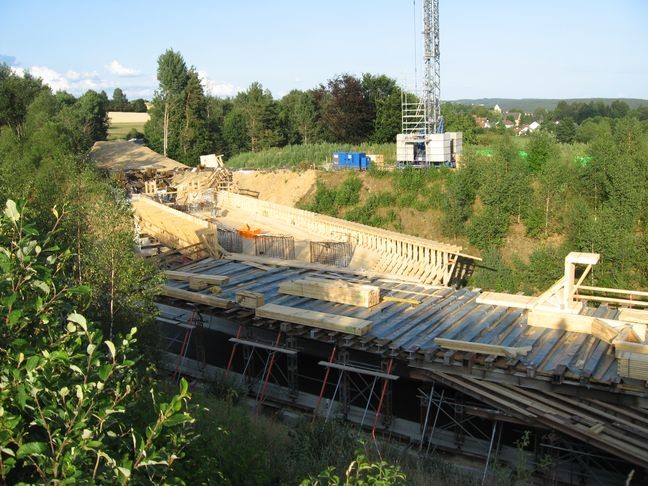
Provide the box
[333,151,369,170]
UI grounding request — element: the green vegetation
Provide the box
[298,125,648,293]
[0,201,193,483]
[227,142,396,169]
[107,122,147,140]
[3,48,648,483]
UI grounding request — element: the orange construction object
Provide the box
[238,224,262,239]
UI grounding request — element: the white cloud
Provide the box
[107,60,141,77]
[66,69,99,81]
[26,66,110,94]
[10,66,25,77]
[198,71,242,97]
[29,66,71,92]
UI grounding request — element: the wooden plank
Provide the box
[618,308,648,324]
[529,310,646,343]
[476,291,538,309]
[382,296,421,306]
[164,270,230,285]
[279,278,380,308]
[614,341,648,356]
[527,310,595,333]
[235,290,265,309]
[433,338,532,358]
[255,303,372,336]
[162,285,233,309]
[591,319,620,344]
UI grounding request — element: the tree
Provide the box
[178,68,213,165]
[291,90,319,144]
[361,73,401,143]
[130,98,147,112]
[235,82,281,152]
[0,200,193,484]
[526,131,557,173]
[111,88,129,111]
[222,109,249,156]
[555,117,576,143]
[0,64,46,138]
[154,49,187,157]
[318,74,373,143]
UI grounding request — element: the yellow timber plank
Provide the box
[477,291,538,309]
[162,285,233,309]
[434,338,532,358]
[255,303,372,336]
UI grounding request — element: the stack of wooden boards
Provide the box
[278,277,380,308]
[255,303,372,336]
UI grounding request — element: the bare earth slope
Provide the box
[232,169,317,206]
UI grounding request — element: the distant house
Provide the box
[505,112,522,127]
[503,119,516,129]
[473,116,491,129]
[516,121,541,136]
[493,104,502,113]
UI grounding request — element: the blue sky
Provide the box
[1,0,646,101]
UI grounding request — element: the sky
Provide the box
[1,0,647,101]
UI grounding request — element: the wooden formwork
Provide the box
[217,191,478,285]
[217,226,243,253]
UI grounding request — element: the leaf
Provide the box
[69,364,83,375]
[4,200,19,222]
[162,413,193,428]
[86,344,96,356]
[117,467,131,479]
[25,355,40,372]
[52,206,59,219]
[31,280,50,295]
[105,341,116,360]
[16,442,47,459]
[67,312,87,332]
[179,377,189,395]
[97,364,112,382]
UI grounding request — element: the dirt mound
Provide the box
[232,169,318,206]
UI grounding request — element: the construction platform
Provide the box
[156,254,648,482]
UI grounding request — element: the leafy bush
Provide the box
[0,200,192,484]
[467,207,510,249]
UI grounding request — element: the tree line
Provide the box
[142,49,477,165]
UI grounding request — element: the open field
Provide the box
[107,111,150,140]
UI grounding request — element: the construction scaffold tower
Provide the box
[397,0,462,168]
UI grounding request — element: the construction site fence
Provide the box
[217,226,243,253]
[218,191,463,283]
[255,234,295,260]
[310,241,354,267]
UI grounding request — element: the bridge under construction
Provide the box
[92,140,648,484]
[136,192,648,485]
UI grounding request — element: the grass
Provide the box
[226,142,396,169]
[107,122,146,141]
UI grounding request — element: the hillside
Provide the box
[450,97,648,112]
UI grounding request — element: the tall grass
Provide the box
[226,143,396,169]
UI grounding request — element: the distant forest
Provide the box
[452,97,648,113]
